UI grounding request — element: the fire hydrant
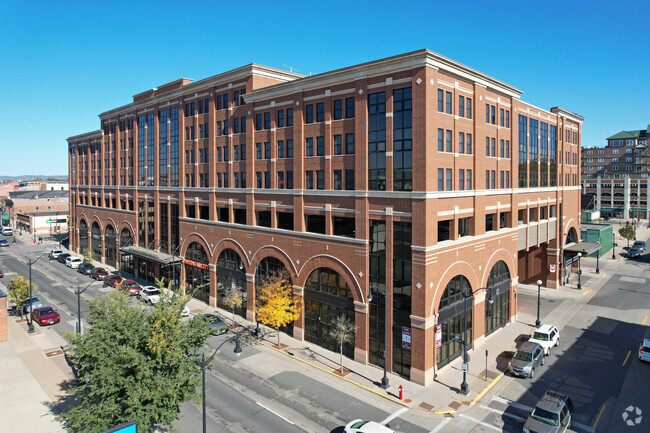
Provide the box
[398,385,403,401]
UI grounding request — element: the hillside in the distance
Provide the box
[0,175,68,182]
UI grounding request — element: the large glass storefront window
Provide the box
[485,261,511,336]
[185,242,210,303]
[436,275,473,369]
[256,257,293,336]
[304,268,355,358]
[79,219,88,257]
[392,222,412,378]
[105,225,116,268]
[368,220,386,368]
[120,228,134,275]
[217,249,247,319]
[91,222,102,261]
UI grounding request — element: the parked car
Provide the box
[508,341,544,378]
[160,288,190,316]
[66,257,83,268]
[195,313,228,335]
[139,286,161,304]
[344,420,395,433]
[104,274,125,288]
[57,253,71,264]
[77,263,94,274]
[49,249,63,259]
[23,295,43,314]
[121,280,142,295]
[639,339,650,362]
[1,226,13,236]
[633,240,646,252]
[627,246,642,258]
[0,239,9,247]
[90,267,109,280]
[32,306,61,326]
[0,268,4,278]
[523,390,574,433]
[528,324,560,356]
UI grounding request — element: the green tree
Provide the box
[222,285,243,322]
[82,248,92,264]
[56,283,212,433]
[7,275,31,318]
[619,224,636,248]
[329,314,357,373]
[255,271,301,347]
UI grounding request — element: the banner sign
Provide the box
[184,258,209,270]
[401,326,411,350]
[436,324,442,348]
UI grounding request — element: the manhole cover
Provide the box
[419,402,434,411]
[449,401,462,410]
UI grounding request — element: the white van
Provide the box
[1,227,13,236]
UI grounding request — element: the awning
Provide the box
[119,245,183,266]
[564,242,602,255]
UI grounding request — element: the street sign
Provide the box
[435,324,442,348]
[461,362,468,372]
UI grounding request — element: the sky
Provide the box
[1,0,648,176]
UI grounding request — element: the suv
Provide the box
[633,240,646,252]
[523,390,574,433]
[628,246,642,258]
[528,324,560,356]
[508,341,544,378]
[49,249,63,259]
[139,286,161,304]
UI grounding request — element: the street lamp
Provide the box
[75,281,98,334]
[27,253,49,333]
[535,280,543,328]
[367,290,389,389]
[595,242,600,274]
[198,333,243,433]
[612,231,616,259]
[170,237,185,292]
[577,253,583,290]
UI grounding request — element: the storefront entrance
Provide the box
[485,261,511,336]
[436,275,473,369]
[185,242,210,303]
[216,249,247,319]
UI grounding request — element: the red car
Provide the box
[0,268,3,278]
[90,267,109,280]
[121,280,142,295]
[104,274,125,288]
[32,306,61,326]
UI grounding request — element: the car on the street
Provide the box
[160,288,190,316]
[195,313,229,335]
[344,420,395,433]
[31,306,61,326]
[633,240,646,252]
[104,274,125,288]
[528,324,560,356]
[1,226,13,236]
[67,257,83,268]
[57,253,71,264]
[523,390,574,433]
[627,246,642,258]
[0,268,4,278]
[0,239,9,247]
[139,286,161,304]
[121,280,142,295]
[77,263,94,274]
[639,339,650,362]
[508,341,544,378]
[23,295,43,314]
[90,267,109,280]
[49,249,63,259]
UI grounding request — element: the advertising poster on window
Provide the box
[436,324,442,348]
[401,326,411,350]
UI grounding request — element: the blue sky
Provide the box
[1,0,648,176]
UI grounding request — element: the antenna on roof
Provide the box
[282,64,302,74]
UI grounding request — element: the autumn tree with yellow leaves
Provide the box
[255,271,301,347]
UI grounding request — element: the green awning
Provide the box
[1,213,8,222]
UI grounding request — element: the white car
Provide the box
[528,324,560,356]
[640,339,650,362]
[161,288,190,316]
[67,257,83,269]
[344,420,394,433]
[65,256,78,267]
[139,286,161,304]
[49,249,63,259]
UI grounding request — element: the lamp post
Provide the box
[198,333,243,433]
[595,242,600,274]
[577,253,583,290]
[367,290,389,389]
[75,281,97,334]
[170,237,185,292]
[451,335,468,394]
[27,253,49,333]
[612,231,616,259]
[535,279,542,328]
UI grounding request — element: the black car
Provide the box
[627,246,642,258]
[77,263,94,274]
[523,390,574,432]
[0,239,9,247]
[57,253,71,264]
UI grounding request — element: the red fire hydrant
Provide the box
[398,385,403,400]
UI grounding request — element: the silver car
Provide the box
[509,341,544,378]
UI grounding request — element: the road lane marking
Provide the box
[492,396,595,432]
[642,316,647,326]
[255,401,294,425]
[478,404,527,422]
[592,403,606,429]
[380,407,409,426]
[458,414,501,431]
[429,417,450,433]
[623,350,631,366]
[582,288,592,296]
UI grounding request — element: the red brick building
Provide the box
[67,50,582,385]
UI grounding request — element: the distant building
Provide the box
[5,189,68,233]
[581,126,649,219]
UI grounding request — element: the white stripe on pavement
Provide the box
[478,404,527,423]
[380,407,409,426]
[458,414,502,431]
[255,402,294,425]
[429,417,450,433]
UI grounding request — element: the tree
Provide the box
[82,248,92,264]
[222,285,243,322]
[56,283,212,433]
[619,224,636,248]
[329,314,358,373]
[7,275,31,318]
[255,271,301,347]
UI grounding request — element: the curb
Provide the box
[433,373,503,415]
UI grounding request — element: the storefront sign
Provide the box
[184,258,209,270]
[401,326,411,350]
[549,264,556,273]
[435,324,442,348]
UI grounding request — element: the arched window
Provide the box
[485,261,511,336]
[105,225,116,268]
[436,275,473,368]
[217,249,246,318]
[91,222,101,261]
[79,219,88,257]
[120,228,134,274]
[255,257,293,336]
[184,242,210,303]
